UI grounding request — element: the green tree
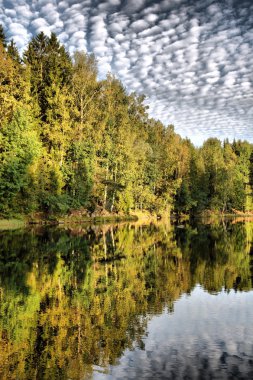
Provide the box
[0,109,41,215]
[7,40,21,63]
[0,24,7,48]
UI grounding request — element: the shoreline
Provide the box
[0,211,154,229]
[0,211,253,230]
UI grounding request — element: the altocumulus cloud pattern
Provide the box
[1,0,253,144]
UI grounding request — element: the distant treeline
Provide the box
[0,26,252,217]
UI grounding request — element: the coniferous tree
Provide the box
[0,25,7,48]
[7,40,21,63]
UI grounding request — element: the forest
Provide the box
[0,26,253,218]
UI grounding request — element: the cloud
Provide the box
[0,0,253,144]
[130,19,149,33]
[123,0,146,13]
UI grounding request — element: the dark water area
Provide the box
[0,220,253,379]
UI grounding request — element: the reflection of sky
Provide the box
[1,0,253,144]
[94,285,253,379]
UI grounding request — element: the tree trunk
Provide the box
[110,165,117,213]
[104,162,109,209]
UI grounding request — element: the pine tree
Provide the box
[7,40,21,63]
[0,24,7,48]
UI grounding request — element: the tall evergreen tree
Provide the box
[7,40,21,63]
[0,24,7,48]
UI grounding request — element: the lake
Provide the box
[0,219,252,379]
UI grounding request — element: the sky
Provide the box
[1,0,253,145]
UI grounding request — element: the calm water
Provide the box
[0,220,253,379]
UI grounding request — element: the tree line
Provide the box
[0,26,252,217]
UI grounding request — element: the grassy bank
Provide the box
[0,219,26,230]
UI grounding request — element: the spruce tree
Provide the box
[0,24,7,48]
[7,40,21,63]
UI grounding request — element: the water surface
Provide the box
[0,220,252,379]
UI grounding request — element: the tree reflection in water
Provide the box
[0,220,252,379]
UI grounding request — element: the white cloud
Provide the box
[124,0,146,13]
[131,19,149,33]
